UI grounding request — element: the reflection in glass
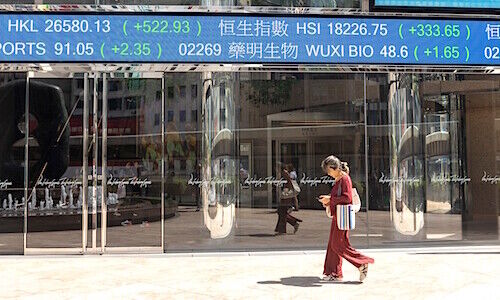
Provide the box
[0,74,27,254]
[2,71,495,254]
[26,77,81,248]
[388,73,424,236]
[424,94,463,215]
[201,73,236,239]
[104,77,163,248]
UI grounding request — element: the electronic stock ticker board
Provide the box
[0,14,499,66]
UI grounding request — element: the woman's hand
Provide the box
[318,195,331,205]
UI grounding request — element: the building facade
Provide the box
[0,1,499,254]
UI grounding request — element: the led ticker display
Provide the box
[374,0,500,9]
[0,14,499,66]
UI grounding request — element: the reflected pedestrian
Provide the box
[319,156,374,282]
[287,163,299,211]
[275,165,302,235]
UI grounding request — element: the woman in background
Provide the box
[275,164,302,235]
[319,155,374,282]
[287,164,300,211]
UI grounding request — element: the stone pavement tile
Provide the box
[0,249,498,300]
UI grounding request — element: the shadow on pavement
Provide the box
[258,276,362,287]
[236,233,278,238]
[251,211,278,215]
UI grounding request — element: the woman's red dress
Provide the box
[323,174,374,278]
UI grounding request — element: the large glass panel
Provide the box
[459,74,500,241]
[26,75,90,249]
[164,72,367,252]
[104,76,163,248]
[0,72,27,254]
[163,73,204,251]
[419,74,466,242]
[233,72,367,251]
[366,73,500,248]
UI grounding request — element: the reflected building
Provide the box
[0,2,498,255]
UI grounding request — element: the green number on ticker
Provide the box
[415,24,460,38]
[120,43,129,56]
[115,43,151,56]
[182,20,190,33]
[432,24,440,37]
[444,25,460,37]
[417,24,425,37]
[173,21,181,33]
[133,43,151,56]
[136,20,189,34]
[432,46,460,59]
[445,46,460,59]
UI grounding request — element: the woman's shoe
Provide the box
[359,264,368,282]
[293,223,300,234]
[322,275,342,281]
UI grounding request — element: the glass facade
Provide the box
[1,71,498,254]
[0,3,498,254]
[164,72,500,251]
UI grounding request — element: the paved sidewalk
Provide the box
[1,246,499,300]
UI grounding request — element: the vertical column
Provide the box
[201,71,212,231]
[201,72,237,239]
[266,116,272,209]
[92,73,99,250]
[101,73,108,252]
[161,74,166,252]
[361,0,370,11]
[387,73,425,237]
[363,73,370,246]
[23,73,30,253]
[82,73,89,252]
[199,0,237,235]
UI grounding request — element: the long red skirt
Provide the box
[323,217,374,278]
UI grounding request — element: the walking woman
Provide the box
[319,155,374,282]
[275,165,302,235]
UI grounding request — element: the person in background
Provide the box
[287,163,299,211]
[319,155,374,282]
[275,165,302,235]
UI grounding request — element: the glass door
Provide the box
[25,72,93,253]
[25,71,165,254]
[100,73,163,252]
[0,72,28,255]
